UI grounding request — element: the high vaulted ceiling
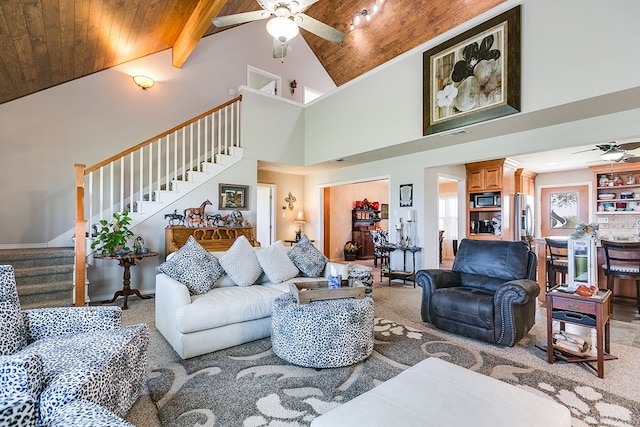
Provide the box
[0,0,504,105]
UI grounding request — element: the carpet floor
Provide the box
[122,281,640,427]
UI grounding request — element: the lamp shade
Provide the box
[266,17,299,43]
[601,147,625,162]
[295,210,305,223]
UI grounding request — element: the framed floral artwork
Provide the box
[219,184,248,210]
[422,6,521,135]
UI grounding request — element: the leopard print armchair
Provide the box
[0,265,148,426]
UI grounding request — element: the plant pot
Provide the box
[344,251,357,261]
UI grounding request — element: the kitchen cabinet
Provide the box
[515,168,538,195]
[465,158,518,240]
[352,209,381,259]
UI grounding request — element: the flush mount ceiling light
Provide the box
[132,75,154,90]
[600,147,625,162]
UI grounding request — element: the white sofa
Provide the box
[155,237,367,359]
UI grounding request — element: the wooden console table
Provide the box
[94,252,157,310]
[545,287,616,378]
[165,226,256,254]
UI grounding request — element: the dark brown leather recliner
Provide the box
[415,239,539,347]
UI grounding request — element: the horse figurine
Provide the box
[206,213,223,227]
[184,200,212,227]
[164,209,185,226]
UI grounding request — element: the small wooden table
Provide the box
[545,287,616,378]
[381,245,422,287]
[95,252,158,309]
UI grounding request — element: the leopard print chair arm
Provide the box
[22,306,122,342]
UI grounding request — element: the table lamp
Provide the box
[294,210,305,241]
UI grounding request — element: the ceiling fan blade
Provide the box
[212,10,271,27]
[618,142,640,151]
[294,13,345,44]
[572,148,598,154]
[273,38,288,59]
[623,156,640,163]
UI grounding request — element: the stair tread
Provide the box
[17,281,74,296]
[13,264,74,276]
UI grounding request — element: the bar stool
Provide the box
[601,240,640,313]
[545,238,568,291]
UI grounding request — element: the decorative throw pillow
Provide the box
[219,235,263,286]
[288,235,328,277]
[255,241,299,284]
[156,236,224,295]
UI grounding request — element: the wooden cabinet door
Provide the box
[468,169,484,191]
[484,166,503,190]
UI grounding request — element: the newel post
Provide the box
[74,164,87,306]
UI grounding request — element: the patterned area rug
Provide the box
[148,318,640,426]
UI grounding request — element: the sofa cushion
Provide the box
[177,285,286,334]
[255,241,299,284]
[219,235,263,287]
[288,235,328,277]
[156,236,224,295]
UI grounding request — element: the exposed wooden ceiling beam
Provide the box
[172,0,229,68]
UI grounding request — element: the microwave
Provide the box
[474,194,501,208]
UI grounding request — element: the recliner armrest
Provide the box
[22,306,122,342]
[494,278,540,306]
[415,269,461,294]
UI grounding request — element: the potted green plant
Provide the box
[344,241,359,261]
[91,211,134,256]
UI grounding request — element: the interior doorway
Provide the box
[256,184,276,246]
[322,179,389,261]
[247,65,281,96]
[438,176,461,266]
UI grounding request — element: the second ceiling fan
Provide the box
[575,141,640,163]
[212,0,346,59]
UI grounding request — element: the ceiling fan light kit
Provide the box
[213,0,345,60]
[601,147,626,162]
[266,16,299,42]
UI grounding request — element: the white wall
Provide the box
[0,20,335,245]
[303,0,640,165]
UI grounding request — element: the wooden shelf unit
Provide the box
[351,208,381,259]
[465,158,518,240]
[590,163,640,215]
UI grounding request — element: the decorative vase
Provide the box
[344,251,357,261]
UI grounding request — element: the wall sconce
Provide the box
[349,2,378,31]
[294,210,306,241]
[290,79,297,95]
[132,75,155,90]
[281,206,287,217]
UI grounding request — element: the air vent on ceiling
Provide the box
[440,129,470,138]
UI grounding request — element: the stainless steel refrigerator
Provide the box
[513,193,535,241]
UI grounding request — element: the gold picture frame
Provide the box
[423,6,521,135]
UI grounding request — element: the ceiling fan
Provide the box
[212,0,346,59]
[573,141,640,163]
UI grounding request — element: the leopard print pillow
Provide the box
[0,266,27,355]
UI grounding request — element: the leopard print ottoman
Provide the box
[271,293,374,368]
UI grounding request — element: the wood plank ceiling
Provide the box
[0,0,504,105]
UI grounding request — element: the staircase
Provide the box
[0,247,75,308]
[72,96,243,305]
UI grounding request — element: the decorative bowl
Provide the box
[598,193,616,200]
[621,192,634,199]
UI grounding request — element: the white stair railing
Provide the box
[73,96,241,306]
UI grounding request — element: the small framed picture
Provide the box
[219,184,248,210]
[400,184,413,207]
